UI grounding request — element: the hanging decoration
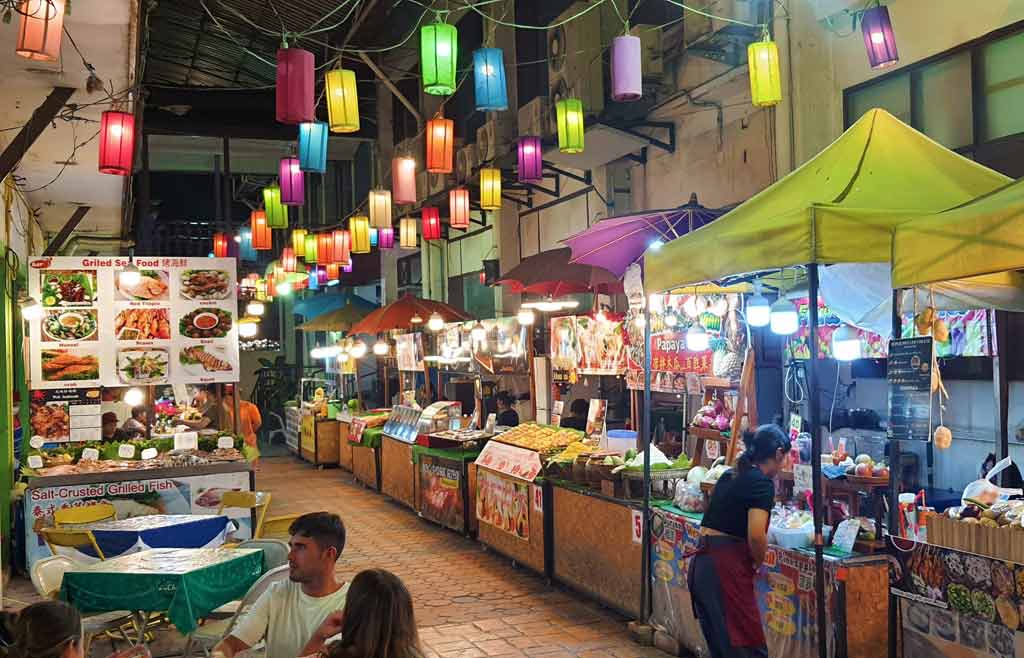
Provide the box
[279,157,304,206]
[16,0,65,61]
[748,34,782,107]
[317,266,328,286]
[449,188,470,229]
[426,117,455,174]
[298,121,328,173]
[304,233,318,262]
[212,233,229,258]
[263,184,288,228]
[291,228,307,255]
[350,216,371,254]
[861,5,899,69]
[369,228,379,247]
[326,262,340,281]
[369,189,393,228]
[332,229,351,265]
[308,268,319,291]
[422,207,442,241]
[473,48,509,111]
[325,68,360,133]
[517,136,542,183]
[281,247,297,272]
[251,210,272,250]
[400,217,418,249]
[379,227,395,249]
[239,229,256,261]
[556,99,585,154]
[98,111,136,176]
[421,21,458,95]
[392,157,417,205]
[343,261,354,273]
[277,47,314,124]
[610,35,642,102]
[479,167,502,210]
[318,233,334,265]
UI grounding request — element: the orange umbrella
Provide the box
[348,293,472,335]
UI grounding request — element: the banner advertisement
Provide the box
[472,317,528,375]
[549,316,578,383]
[574,316,626,375]
[476,469,529,540]
[28,256,239,389]
[395,333,425,372]
[475,440,541,481]
[29,388,102,444]
[418,454,464,531]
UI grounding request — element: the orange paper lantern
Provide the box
[332,229,351,264]
[212,232,229,258]
[326,262,340,281]
[16,0,65,62]
[317,233,334,264]
[426,118,454,174]
[251,210,272,250]
[281,247,297,272]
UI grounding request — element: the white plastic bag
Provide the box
[962,456,1023,508]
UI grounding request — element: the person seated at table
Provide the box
[560,399,589,432]
[1,600,140,658]
[101,412,129,443]
[121,407,148,439]
[299,569,421,658]
[495,392,519,427]
[215,512,349,658]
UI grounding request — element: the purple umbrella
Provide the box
[562,193,733,277]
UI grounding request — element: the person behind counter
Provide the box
[121,407,148,439]
[222,386,262,449]
[559,399,588,432]
[687,424,790,658]
[495,392,519,427]
[101,412,129,443]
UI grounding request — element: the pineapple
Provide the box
[714,308,745,380]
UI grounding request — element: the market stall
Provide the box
[380,403,461,508]
[414,441,482,535]
[299,379,340,467]
[344,411,388,490]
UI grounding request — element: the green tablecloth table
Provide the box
[61,548,263,635]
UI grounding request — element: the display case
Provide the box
[417,401,463,437]
[382,406,421,444]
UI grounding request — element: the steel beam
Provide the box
[0,87,75,181]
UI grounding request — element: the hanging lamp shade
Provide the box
[317,233,333,265]
[555,99,585,154]
[308,268,319,290]
[368,189,393,228]
[343,261,353,273]
[332,229,351,264]
[610,35,642,102]
[350,216,371,254]
[298,121,328,173]
[400,217,418,249]
[98,111,135,176]
[422,207,442,241]
[473,48,508,111]
[239,229,256,261]
[276,47,314,124]
[16,0,65,61]
[369,228,379,247]
[479,167,502,210]
[426,118,454,173]
[379,227,395,249]
[517,136,542,183]
[325,68,360,133]
[304,233,318,262]
[450,188,470,229]
[281,247,297,272]
[326,262,340,281]
[251,210,272,250]
[279,157,304,206]
[392,157,417,204]
[291,228,307,255]
[748,37,782,107]
[212,232,229,258]
[861,5,898,69]
[263,184,288,228]
[317,266,328,286]
[421,22,458,95]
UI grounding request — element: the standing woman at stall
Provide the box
[687,424,790,658]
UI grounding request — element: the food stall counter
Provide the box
[300,415,340,467]
[339,412,388,489]
[413,444,481,535]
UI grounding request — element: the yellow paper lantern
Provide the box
[400,217,418,249]
[479,167,502,210]
[325,68,360,133]
[291,228,307,256]
[350,216,371,254]
[368,189,393,228]
[556,98,585,154]
[748,38,782,107]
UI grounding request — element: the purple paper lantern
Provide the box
[610,35,642,102]
[861,5,898,69]
[517,136,543,183]
[379,227,395,249]
[343,261,353,273]
[276,48,314,124]
[280,157,304,206]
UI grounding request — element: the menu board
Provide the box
[28,256,239,389]
[29,388,102,444]
[887,337,934,442]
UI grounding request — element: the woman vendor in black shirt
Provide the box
[687,424,790,658]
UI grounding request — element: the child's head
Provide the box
[331,569,419,658]
[8,601,83,658]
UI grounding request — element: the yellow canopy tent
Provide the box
[298,304,370,332]
[643,109,1011,292]
[892,178,1024,288]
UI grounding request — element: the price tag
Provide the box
[27,455,43,469]
[789,413,802,442]
[141,447,158,460]
[118,444,136,459]
[631,509,644,544]
[174,431,198,451]
[29,436,45,449]
[832,518,861,553]
[80,447,100,462]
[532,484,543,513]
[794,464,813,493]
[217,436,235,449]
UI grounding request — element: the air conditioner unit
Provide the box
[547,2,607,133]
[630,24,664,78]
[456,145,477,184]
[476,116,515,163]
[518,96,551,138]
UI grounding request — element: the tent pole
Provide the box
[640,291,652,621]
[888,289,902,658]
[807,263,827,658]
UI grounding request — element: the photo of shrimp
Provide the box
[40,349,99,381]
[115,308,171,340]
[116,269,169,301]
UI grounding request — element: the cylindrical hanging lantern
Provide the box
[426,118,454,174]
[212,232,229,258]
[281,247,297,272]
[317,266,328,286]
[392,157,417,205]
[332,229,351,264]
[304,233,318,262]
[291,228,307,255]
[368,189,393,228]
[279,157,304,206]
[318,233,333,265]
[400,217,418,249]
[610,35,642,102]
[298,121,328,173]
[343,261,353,273]
[326,263,340,281]
[350,216,371,254]
[517,136,543,183]
[861,5,898,69]
[16,0,65,61]
[98,111,135,176]
[379,227,395,249]
[239,229,256,261]
[308,268,319,291]
[325,68,360,133]
[479,167,502,210]
[251,210,272,250]
[449,188,470,229]
[260,277,271,300]
[473,48,509,111]
[421,22,458,95]
[263,184,288,228]
[748,38,782,107]
[422,207,441,241]
[276,47,314,124]
[369,228,379,247]
[555,99,585,154]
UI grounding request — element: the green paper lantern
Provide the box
[421,22,458,96]
[556,98,585,154]
[263,184,288,228]
[304,233,318,263]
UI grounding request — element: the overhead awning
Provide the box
[293,292,376,319]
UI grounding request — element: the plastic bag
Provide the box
[962,456,1023,508]
[674,481,705,513]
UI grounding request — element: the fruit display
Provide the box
[691,397,733,432]
[495,423,582,454]
[548,441,599,463]
[952,499,1024,530]
[844,453,890,479]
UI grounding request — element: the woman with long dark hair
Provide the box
[0,600,144,658]
[687,424,790,658]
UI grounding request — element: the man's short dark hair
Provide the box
[289,512,346,557]
[570,399,589,416]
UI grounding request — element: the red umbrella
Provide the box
[348,293,472,335]
[497,247,622,296]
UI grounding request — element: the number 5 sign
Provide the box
[532,484,543,513]
[631,510,644,544]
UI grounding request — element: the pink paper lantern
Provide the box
[610,36,642,102]
[378,227,395,249]
[276,48,314,124]
[517,136,543,183]
[392,157,417,205]
[279,157,304,205]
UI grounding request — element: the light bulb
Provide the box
[682,296,698,318]
[246,301,265,316]
[275,281,293,296]
[373,339,389,356]
[664,310,678,327]
[337,352,350,363]
[428,312,445,331]
[123,387,145,407]
[20,297,42,321]
[310,347,326,359]
[350,340,368,358]
[770,299,799,335]
[648,239,664,251]
[472,321,487,344]
[119,260,141,287]
[747,291,771,327]
[410,313,423,325]
[686,322,709,351]
[832,324,862,361]
[322,346,341,358]
[239,320,258,338]
[234,235,242,243]
[517,308,535,326]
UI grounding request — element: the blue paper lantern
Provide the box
[239,229,256,261]
[308,269,319,290]
[473,48,508,111]
[298,121,328,173]
[369,227,379,247]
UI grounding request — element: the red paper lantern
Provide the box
[479,271,486,285]
[212,232,229,258]
[422,207,442,241]
[98,111,135,176]
[16,0,65,61]
[251,210,272,250]
[326,263,340,281]
[449,188,470,229]
[281,247,297,272]
[426,118,454,174]
[317,233,334,264]
[332,229,351,264]
[276,48,314,124]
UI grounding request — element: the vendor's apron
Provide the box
[687,534,767,658]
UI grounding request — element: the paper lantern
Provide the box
[555,99,584,154]
[276,47,314,124]
[861,6,898,69]
[422,207,441,241]
[343,261,353,273]
[611,35,642,102]
[263,184,288,228]
[325,68,360,133]
[279,157,304,206]
[748,38,782,107]
[350,216,371,254]
[479,167,502,210]
[421,22,458,95]
[517,136,542,183]
[369,228,379,247]
[473,48,508,111]
[212,232,229,258]
[16,0,64,61]
[239,229,256,261]
[379,227,395,249]
[426,118,454,174]
[318,233,333,265]
[332,229,351,264]
[450,188,470,229]
[251,210,272,250]
[392,157,417,205]
[326,263,340,281]
[281,247,297,272]
[308,268,319,291]
[317,266,328,286]
[291,228,307,255]
[400,217,418,249]
[98,111,135,176]
[368,189,393,228]
[304,233,318,262]
[298,121,328,173]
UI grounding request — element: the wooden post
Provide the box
[0,87,75,180]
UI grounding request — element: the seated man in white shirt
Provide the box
[214,512,350,658]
